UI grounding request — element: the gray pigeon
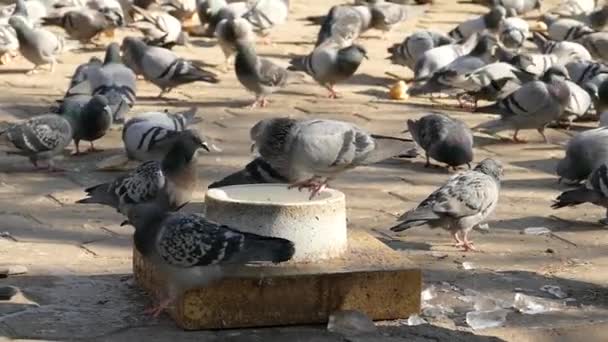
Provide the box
[595,79,608,113]
[8,16,63,74]
[312,5,372,47]
[457,62,534,105]
[123,107,201,162]
[58,94,112,155]
[209,157,288,188]
[250,117,416,198]
[565,60,608,101]
[541,14,591,41]
[124,202,295,317]
[130,5,188,49]
[390,158,503,252]
[77,129,208,215]
[531,31,591,62]
[121,36,219,96]
[288,40,367,98]
[235,40,299,107]
[576,31,608,62]
[552,163,608,225]
[66,56,103,93]
[44,7,122,44]
[387,30,453,70]
[413,33,479,81]
[556,127,608,183]
[448,6,506,41]
[0,24,18,65]
[215,17,255,70]
[407,113,474,169]
[368,0,412,35]
[567,4,608,30]
[241,0,289,39]
[498,16,529,51]
[66,43,137,123]
[464,0,541,15]
[0,114,72,171]
[548,0,595,17]
[474,66,571,142]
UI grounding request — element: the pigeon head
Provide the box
[8,16,28,31]
[13,0,28,18]
[484,6,506,30]
[85,95,112,118]
[122,36,147,58]
[534,0,542,10]
[161,129,209,173]
[104,43,121,64]
[250,118,297,154]
[474,158,503,180]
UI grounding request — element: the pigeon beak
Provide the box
[557,177,562,184]
[363,54,369,60]
[401,129,409,133]
[250,143,256,153]
[200,141,210,152]
[120,220,131,227]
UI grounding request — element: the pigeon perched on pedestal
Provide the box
[390,158,503,251]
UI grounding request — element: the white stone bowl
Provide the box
[205,184,347,262]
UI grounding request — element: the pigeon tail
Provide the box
[361,134,416,165]
[209,158,287,188]
[287,55,307,72]
[390,207,440,232]
[76,183,117,207]
[551,187,600,209]
[232,232,295,264]
[472,119,510,135]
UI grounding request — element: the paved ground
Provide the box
[2,0,608,341]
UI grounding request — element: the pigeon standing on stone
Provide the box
[387,30,453,70]
[234,40,300,108]
[121,36,219,96]
[552,163,608,225]
[124,202,295,317]
[122,107,201,162]
[448,6,506,41]
[0,114,72,171]
[556,127,608,183]
[250,118,416,198]
[77,129,208,215]
[474,66,572,142]
[407,113,474,169]
[9,16,63,74]
[390,158,503,251]
[58,94,112,155]
[288,40,367,98]
[215,17,255,70]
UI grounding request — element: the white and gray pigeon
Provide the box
[209,157,289,188]
[466,0,542,15]
[288,40,367,98]
[565,60,608,101]
[548,0,595,17]
[124,202,295,317]
[43,7,122,44]
[215,17,255,70]
[507,52,560,76]
[531,31,591,62]
[448,5,506,41]
[560,79,592,124]
[576,31,608,62]
[66,43,136,123]
[58,94,112,154]
[556,126,608,183]
[121,36,219,96]
[122,107,201,162]
[250,117,416,198]
[413,33,479,81]
[390,158,503,252]
[0,113,72,171]
[0,24,18,65]
[0,0,47,26]
[312,5,372,47]
[9,16,63,74]
[368,0,412,35]
[541,14,591,41]
[387,30,454,70]
[457,62,535,105]
[552,163,608,225]
[130,5,188,49]
[498,16,529,51]
[407,113,474,169]
[474,66,572,142]
[234,40,300,107]
[77,129,209,215]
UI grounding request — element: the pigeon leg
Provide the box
[46,160,65,172]
[249,97,261,108]
[537,127,549,143]
[600,210,608,225]
[0,53,11,65]
[260,97,269,108]
[288,177,328,198]
[467,162,471,169]
[451,231,464,246]
[460,230,477,252]
[325,84,339,99]
[49,60,56,73]
[144,297,173,318]
[424,153,432,168]
[512,129,527,143]
[71,140,82,156]
[26,65,39,75]
[87,141,102,153]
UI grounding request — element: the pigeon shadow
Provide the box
[377,237,433,251]
[511,158,559,175]
[189,39,217,48]
[488,215,607,232]
[355,89,391,99]
[73,46,107,53]
[1,104,53,119]
[0,68,31,75]
[345,73,394,87]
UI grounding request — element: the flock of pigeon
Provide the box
[1,0,608,316]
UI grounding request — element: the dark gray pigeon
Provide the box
[407,113,474,169]
[77,129,208,215]
[0,114,72,171]
[59,94,112,155]
[556,127,608,183]
[250,117,416,198]
[124,202,295,317]
[121,36,219,96]
[390,158,503,251]
[288,40,367,98]
[552,163,608,224]
[387,30,453,70]
[474,66,571,143]
[312,5,372,47]
[413,33,479,81]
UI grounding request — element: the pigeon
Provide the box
[560,80,592,124]
[531,31,591,62]
[215,17,255,70]
[413,33,479,81]
[540,14,591,41]
[66,43,137,123]
[312,5,372,46]
[0,24,18,65]
[448,6,506,41]
[0,114,72,171]
[122,107,201,162]
[209,157,288,188]
[458,62,535,105]
[121,36,219,96]
[566,4,608,30]
[158,0,198,21]
[288,40,367,98]
[387,30,454,70]
[576,31,608,62]
[474,66,571,142]
[197,0,249,36]
[44,7,122,44]
[8,16,63,74]
[368,0,412,35]
[390,158,503,251]
[498,16,529,51]
[234,40,300,107]
[77,129,208,215]
[250,118,416,198]
[240,0,289,40]
[565,60,608,101]
[58,94,112,155]
[0,0,46,26]
[552,163,608,225]
[124,202,295,317]
[130,5,188,49]
[595,78,608,113]
[556,126,608,183]
[407,113,474,169]
[468,0,542,15]
[548,0,595,17]
[65,56,103,93]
